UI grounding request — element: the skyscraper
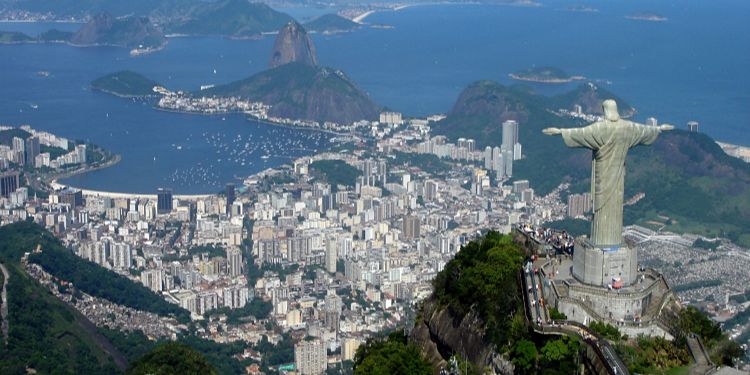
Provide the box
[325,235,337,274]
[227,248,242,277]
[225,183,235,215]
[157,188,173,214]
[687,121,699,132]
[294,339,327,375]
[0,171,19,197]
[24,136,40,166]
[501,120,516,152]
[403,215,420,240]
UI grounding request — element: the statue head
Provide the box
[602,99,620,122]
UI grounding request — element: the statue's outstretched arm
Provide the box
[542,127,562,136]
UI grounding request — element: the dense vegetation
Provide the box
[353,330,432,375]
[0,221,190,322]
[126,342,217,375]
[0,226,127,374]
[390,151,451,176]
[433,80,750,246]
[310,159,362,188]
[304,14,360,33]
[204,62,380,124]
[189,244,226,258]
[91,71,159,97]
[101,328,250,374]
[432,231,524,348]
[675,306,743,365]
[693,238,720,250]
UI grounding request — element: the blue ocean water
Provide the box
[0,0,748,193]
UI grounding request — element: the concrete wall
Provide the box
[573,238,637,286]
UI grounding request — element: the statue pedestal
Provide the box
[572,237,638,287]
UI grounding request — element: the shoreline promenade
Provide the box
[50,180,213,200]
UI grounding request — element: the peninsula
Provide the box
[509,66,584,83]
[91,71,160,98]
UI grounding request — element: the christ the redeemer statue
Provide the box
[543,100,673,247]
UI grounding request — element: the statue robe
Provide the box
[560,120,660,246]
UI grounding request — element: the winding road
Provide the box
[1,262,9,346]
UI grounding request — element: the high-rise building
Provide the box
[59,187,83,207]
[503,149,513,177]
[501,120,517,152]
[225,183,235,215]
[424,180,438,202]
[512,180,530,194]
[325,235,337,274]
[112,242,132,270]
[342,339,361,362]
[403,215,420,240]
[24,136,40,166]
[157,188,173,214]
[227,248,243,277]
[521,188,534,203]
[12,137,25,165]
[567,193,593,218]
[502,120,522,160]
[295,339,327,375]
[0,171,20,197]
[687,121,699,132]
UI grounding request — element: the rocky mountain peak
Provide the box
[269,21,318,68]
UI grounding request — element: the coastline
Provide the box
[49,180,213,200]
[152,105,350,136]
[508,73,585,84]
[49,153,212,199]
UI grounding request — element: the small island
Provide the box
[91,71,160,97]
[304,14,360,34]
[626,13,668,22]
[566,5,598,13]
[509,66,585,84]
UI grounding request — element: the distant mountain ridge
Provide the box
[70,12,165,48]
[166,0,292,38]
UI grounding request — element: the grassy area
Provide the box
[309,159,362,188]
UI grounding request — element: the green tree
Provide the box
[541,339,569,362]
[353,331,432,375]
[511,339,537,373]
[126,342,218,375]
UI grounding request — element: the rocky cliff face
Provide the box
[269,21,318,68]
[70,13,165,48]
[410,299,514,374]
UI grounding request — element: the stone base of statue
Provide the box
[516,228,679,339]
[571,237,638,287]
